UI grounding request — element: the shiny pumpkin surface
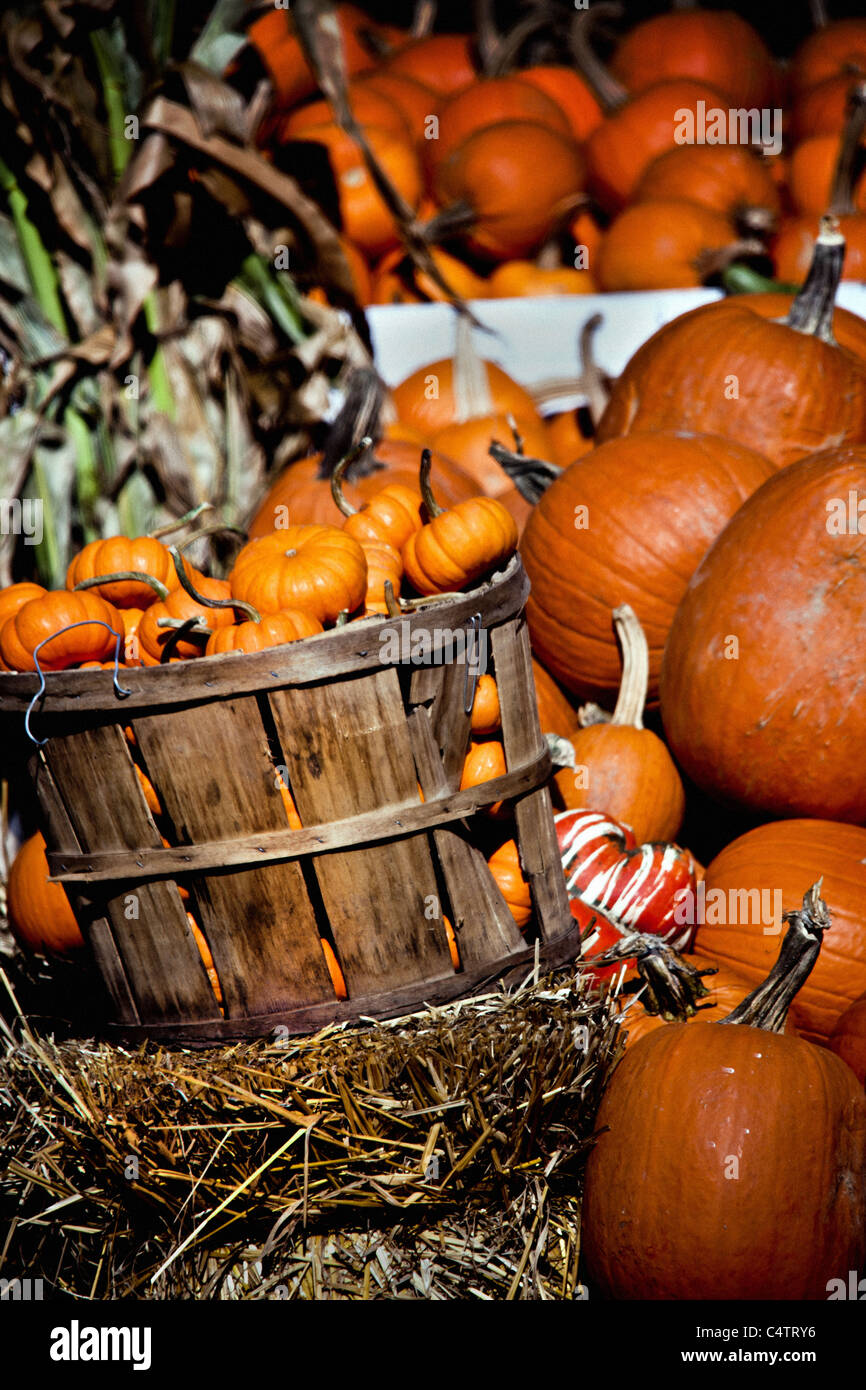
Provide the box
[582,1021,866,1300]
[660,448,866,827]
[231,526,368,623]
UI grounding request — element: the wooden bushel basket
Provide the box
[0,556,578,1043]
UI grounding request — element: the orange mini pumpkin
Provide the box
[6,831,84,956]
[230,526,368,623]
[401,453,517,596]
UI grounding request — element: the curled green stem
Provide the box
[169,546,260,622]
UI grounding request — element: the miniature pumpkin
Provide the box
[514,66,603,143]
[65,536,174,608]
[401,451,518,596]
[230,525,367,623]
[6,831,84,956]
[460,738,507,818]
[0,590,123,672]
[431,120,586,262]
[138,577,234,663]
[204,609,323,656]
[610,9,776,109]
[424,76,574,180]
[383,33,477,95]
[633,144,781,227]
[470,673,500,734]
[596,199,751,292]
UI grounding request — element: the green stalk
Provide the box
[0,156,66,335]
[239,253,306,345]
[151,0,177,72]
[143,292,176,416]
[29,456,62,588]
[66,408,100,543]
[90,30,132,182]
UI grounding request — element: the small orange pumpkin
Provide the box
[230,525,368,623]
[66,536,174,608]
[470,673,501,734]
[487,839,532,928]
[401,452,518,596]
[0,590,123,672]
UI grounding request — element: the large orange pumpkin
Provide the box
[660,447,866,826]
[695,820,866,1044]
[522,431,773,704]
[597,224,866,468]
[582,893,866,1300]
[6,831,84,956]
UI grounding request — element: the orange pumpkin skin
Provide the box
[247,445,476,535]
[789,19,866,95]
[723,291,866,363]
[425,77,574,179]
[248,3,376,108]
[470,673,501,734]
[532,658,580,740]
[514,66,603,144]
[402,497,517,596]
[383,34,477,96]
[596,200,737,292]
[0,583,46,668]
[522,432,773,704]
[559,724,684,845]
[138,578,234,663]
[370,246,485,305]
[432,121,586,262]
[487,839,532,928]
[359,537,403,612]
[66,535,174,609]
[230,526,367,623]
[0,590,124,672]
[431,414,551,498]
[596,299,866,470]
[278,85,411,143]
[610,10,776,109]
[391,358,540,441]
[792,73,858,141]
[660,448,866,828]
[787,136,866,216]
[633,144,781,222]
[695,821,866,1045]
[544,411,594,469]
[341,484,423,551]
[354,71,437,147]
[621,954,794,1049]
[204,610,323,656]
[829,995,866,1084]
[585,80,729,213]
[485,262,597,298]
[582,1022,866,1300]
[6,831,84,956]
[285,121,422,260]
[460,738,508,818]
[773,214,866,285]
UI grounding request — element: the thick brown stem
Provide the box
[720,881,830,1032]
[330,436,374,518]
[786,215,845,343]
[693,237,766,280]
[829,81,866,216]
[419,448,445,518]
[592,933,711,1019]
[169,547,260,623]
[569,4,628,113]
[488,442,561,503]
[579,313,611,429]
[610,604,648,728]
[73,572,169,601]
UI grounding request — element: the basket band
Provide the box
[46,745,552,887]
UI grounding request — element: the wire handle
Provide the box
[25,621,131,746]
[462,612,485,714]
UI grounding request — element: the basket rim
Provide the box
[0,555,528,716]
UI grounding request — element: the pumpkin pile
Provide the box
[245,7,866,298]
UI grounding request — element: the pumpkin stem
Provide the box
[610,604,648,729]
[148,502,214,539]
[786,216,845,344]
[593,933,711,1018]
[692,237,767,281]
[383,579,401,618]
[569,3,628,113]
[578,702,611,727]
[331,436,374,518]
[72,572,169,601]
[829,81,866,217]
[453,314,495,422]
[487,441,561,503]
[168,547,261,624]
[419,448,445,519]
[506,413,524,456]
[578,313,611,428]
[720,880,830,1032]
